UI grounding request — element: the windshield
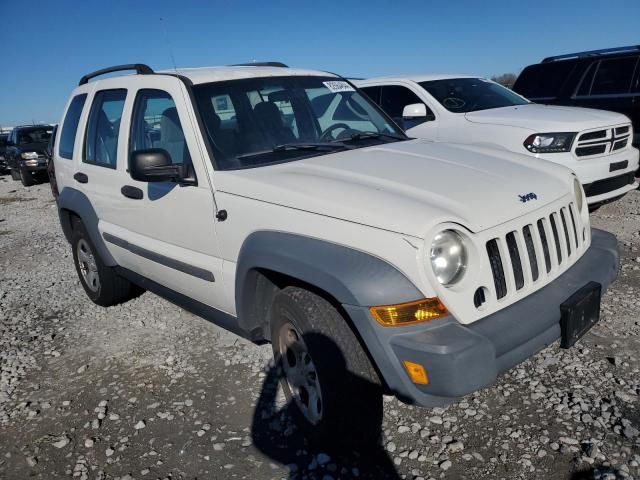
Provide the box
[193,76,406,169]
[18,127,53,145]
[419,78,529,113]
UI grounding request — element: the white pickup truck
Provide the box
[53,63,619,446]
[356,75,639,209]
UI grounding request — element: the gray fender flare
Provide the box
[57,187,117,266]
[235,231,423,333]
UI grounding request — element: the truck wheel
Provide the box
[19,167,35,186]
[71,222,141,306]
[10,168,20,181]
[269,286,383,447]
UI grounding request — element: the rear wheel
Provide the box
[270,286,383,448]
[71,221,142,306]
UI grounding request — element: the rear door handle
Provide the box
[73,172,88,184]
[121,185,144,200]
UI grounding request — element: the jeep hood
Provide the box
[216,140,571,237]
[464,104,630,132]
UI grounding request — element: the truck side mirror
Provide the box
[402,103,427,119]
[130,148,182,183]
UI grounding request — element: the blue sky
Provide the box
[1,0,638,126]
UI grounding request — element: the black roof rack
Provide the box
[79,64,154,86]
[542,45,640,63]
[231,62,288,68]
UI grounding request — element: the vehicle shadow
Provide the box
[251,333,400,479]
[570,466,626,480]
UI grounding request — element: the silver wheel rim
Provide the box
[77,238,100,292]
[277,322,323,425]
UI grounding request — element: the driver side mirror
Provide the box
[402,103,427,119]
[130,148,184,183]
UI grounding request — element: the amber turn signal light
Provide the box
[369,298,448,326]
[403,360,429,385]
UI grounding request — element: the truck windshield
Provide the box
[193,76,406,170]
[18,127,53,145]
[419,78,529,113]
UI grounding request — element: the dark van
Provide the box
[513,46,640,147]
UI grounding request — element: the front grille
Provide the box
[574,124,631,157]
[579,130,606,141]
[576,145,606,156]
[583,172,636,197]
[485,202,583,301]
[486,240,507,299]
[613,139,627,151]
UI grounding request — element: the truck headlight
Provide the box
[21,152,39,160]
[523,133,576,153]
[430,230,467,285]
[574,177,584,213]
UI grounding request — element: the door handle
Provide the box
[73,172,88,184]
[121,185,144,200]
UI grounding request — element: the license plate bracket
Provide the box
[560,281,601,349]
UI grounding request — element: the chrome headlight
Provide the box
[574,177,584,213]
[430,230,467,285]
[21,151,39,160]
[523,132,576,153]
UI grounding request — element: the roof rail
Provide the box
[79,64,154,86]
[542,45,640,63]
[231,62,288,68]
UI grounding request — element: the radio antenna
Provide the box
[160,17,179,73]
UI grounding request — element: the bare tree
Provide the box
[490,73,518,89]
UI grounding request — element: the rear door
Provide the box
[571,56,639,123]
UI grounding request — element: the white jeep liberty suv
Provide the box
[53,63,619,445]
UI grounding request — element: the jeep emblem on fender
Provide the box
[519,192,538,203]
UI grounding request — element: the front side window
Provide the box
[513,62,576,99]
[84,89,126,168]
[590,57,638,95]
[17,127,53,145]
[420,78,528,113]
[194,76,404,170]
[59,94,87,159]
[130,89,191,165]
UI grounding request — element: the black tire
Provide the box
[269,286,383,448]
[71,221,141,306]
[10,168,20,181]
[19,167,34,186]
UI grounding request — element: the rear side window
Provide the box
[513,62,576,99]
[84,89,127,168]
[59,94,87,159]
[130,89,191,165]
[590,57,638,95]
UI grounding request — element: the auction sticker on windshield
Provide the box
[323,81,355,93]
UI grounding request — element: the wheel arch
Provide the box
[57,186,117,266]
[235,230,422,340]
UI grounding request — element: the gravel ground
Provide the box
[0,175,638,480]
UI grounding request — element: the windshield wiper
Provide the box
[236,142,352,160]
[332,131,407,143]
[272,142,353,152]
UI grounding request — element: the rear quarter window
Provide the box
[513,62,577,99]
[59,94,87,159]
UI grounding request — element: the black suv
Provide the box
[0,132,8,172]
[5,124,54,186]
[513,46,640,147]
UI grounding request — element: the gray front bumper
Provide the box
[344,228,619,407]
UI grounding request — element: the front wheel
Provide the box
[19,167,35,186]
[9,168,20,181]
[269,287,383,448]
